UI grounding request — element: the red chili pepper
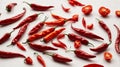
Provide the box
[44,52,72,63]
[98,6,110,17]
[51,40,67,50]
[0,50,25,58]
[67,33,93,46]
[0,8,26,26]
[45,19,67,26]
[11,23,29,45]
[67,49,96,59]
[87,23,93,30]
[26,27,55,42]
[61,5,70,13]
[6,3,17,12]
[23,1,54,11]
[72,0,85,6]
[13,13,42,29]
[114,24,120,54]
[29,42,57,52]
[74,40,81,49]
[51,13,66,20]
[68,0,75,6]
[96,18,112,42]
[34,53,46,67]
[104,52,112,62]
[28,16,48,35]
[71,24,104,40]
[90,43,110,52]
[0,30,14,44]
[43,28,65,43]
[16,42,26,51]
[83,63,104,67]
[82,5,92,15]
[115,10,120,17]
[68,14,79,22]
[82,17,86,28]
[24,57,33,65]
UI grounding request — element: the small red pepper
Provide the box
[0,8,26,26]
[34,53,46,67]
[24,57,33,65]
[0,50,25,58]
[71,24,104,40]
[16,42,26,51]
[51,13,67,20]
[68,0,75,6]
[74,40,81,49]
[28,16,48,35]
[114,24,120,54]
[69,14,79,22]
[98,6,110,17]
[115,10,120,17]
[61,5,70,13]
[6,3,17,12]
[44,52,72,63]
[13,13,43,29]
[72,0,85,6]
[43,28,65,43]
[82,5,92,15]
[23,1,54,11]
[83,63,104,67]
[82,17,86,28]
[104,52,112,62]
[87,23,93,30]
[29,42,57,52]
[90,42,111,52]
[0,30,14,44]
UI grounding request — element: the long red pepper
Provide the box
[16,42,26,51]
[67,49,96,59]
[51,13,66,20]
[43,28,65,43]
[44,19,67,26]
[24,57,33,65]
[28,42,57,52]
[6,3,17,12]
[0,50,25,58]
[67,33,93,46]
[28,16,48,35]
[13,13,42,29]
[82,17,86,28]
[72,0,85,6]
[24,1,54,11]
[83,63,104,67]
[0,8,26,26]
[11,23,29,45]
[71,24,104,40]
[34,53,46,67]
[90,42,111,52]
[44,52,72,63]
[96,18,112,42]
[114,24,120,54]
[0,30,14,44]
[26,27,55,42]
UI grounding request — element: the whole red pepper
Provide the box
[90,43,111,52]
[24,57,33,65]
[51,13,67,20]
[0,8,26,26]
[68,14,79,22]
[114,24,120,54]
[11,23,29,45]
[29,42,57,52]
[6,3,17,12]
[96,18,112,42]
[23,1,54,11]
[34,53,46,67]
[43,27,65,43]
[68,0,75,6]
[13,13,42,29]
[26,27,55,42]
[0,30,14,44]
[82,17,86,28]
[0,50,25,58]
[72,0,85,6]
[83,63,104,67]
[44,52,72,63]
[61,5,70,13]
[71,24,104,40]
[28,16,48,35]
[16,42,26,51]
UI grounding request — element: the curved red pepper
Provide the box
[16,42,26,51]
[61,5,70,13]
[0,8,26,26]
[82,17,86,28]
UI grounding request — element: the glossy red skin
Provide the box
[82,17,86,28]
[0,33,11,44]
[99,6,110,17]
[87,23,93,30]
[16,42,26,51]
[25,57,33,65]
[82,5,92,15]
[104,52,112,61]
[74,40,81,49]
[115,10,120,17]
[37,55,46,67]
[83,64,104,67]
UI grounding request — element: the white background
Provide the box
[0,0,120,67]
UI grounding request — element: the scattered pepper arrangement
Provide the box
[0,0,120,67]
